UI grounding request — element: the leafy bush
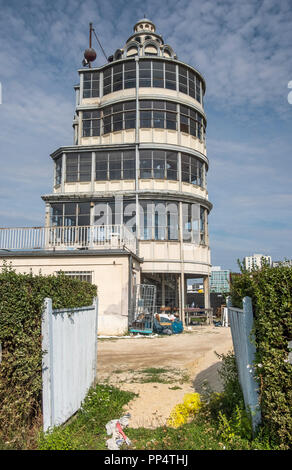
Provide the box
[0,264,97,448]
[230,262,292,449]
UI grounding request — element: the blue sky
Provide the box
[0,0,291,271]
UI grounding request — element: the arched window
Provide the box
[127,46,138,57]
[144,45,158,56]
[163,48,171,58]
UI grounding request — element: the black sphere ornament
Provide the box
[84,48,97,63]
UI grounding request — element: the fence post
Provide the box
[42,297,54,432]
[242,296,261,432]
[93,297,99,383]
[227,296,261,434]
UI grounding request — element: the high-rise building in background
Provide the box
[210,266,230,293]
[244,254,272,271]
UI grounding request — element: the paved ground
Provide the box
[97,325,233,428]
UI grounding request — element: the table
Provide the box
[184,308,213,326]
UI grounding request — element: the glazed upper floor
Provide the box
[80,18,205,106]
[76,57,205,112]
[51,144,209,200]
[74,96,206,154]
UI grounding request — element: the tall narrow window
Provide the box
[83,72,99,98]
[64,203,77,227]
[188,71,196,99]
[55,156,62,185]
[78,202,91,226]
[196,77,202,103]
[182,203,192,242]
[153,150,165,178]
[200,206,205,244]
[166,152,177,180]
[124,61,136,89]
[96,152,108,180]
[123,151,135,179]
[179,66,188,94]
[112,103,123,131]
[181,154,190,183]
[109,152,122,180]
[167,202,179,240]
[66,154,78,182]
[139,60,151,87]
[112,64,123,92]
[103,106,112,134]
[103,67,112,95]
[165,62,176,90]
[153,61,164,88]
[51,203,63,226]
[166,101,176,129]
[180,106,189,133]
[79,153,92,181]
[124,101,136,129]
[82,110,100,137]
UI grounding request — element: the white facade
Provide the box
[244,254,272,271]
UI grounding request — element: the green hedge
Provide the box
[0,264,97,447]
[230,262,292,449]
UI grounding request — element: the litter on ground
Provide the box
[105,413,132,450]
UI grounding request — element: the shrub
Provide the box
[230,262,292,449]
[0,264,97,448]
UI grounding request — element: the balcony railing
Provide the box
[0,225,136,254]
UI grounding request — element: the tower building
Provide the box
[0,19,212,333]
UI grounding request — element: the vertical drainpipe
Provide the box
[135,55,140,256]
[79,74,84,146]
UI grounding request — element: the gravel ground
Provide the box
[97,325,233,428]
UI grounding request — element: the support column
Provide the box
[179,201,185,326]
[180,271,185,327]
[45,202,50,228]
[161,273,165,307]
[203,276,211,320]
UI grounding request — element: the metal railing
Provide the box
[0,224,136,253]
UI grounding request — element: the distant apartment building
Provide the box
[210,266,230,293]
[272,260,292,268]
[244,254,272,271]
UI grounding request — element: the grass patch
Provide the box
[127,418,222,450]
[38,384,136,450]
[38,383,222,450]
[128,367,190,385]
[37,380,279,451]
[100,367,191,386]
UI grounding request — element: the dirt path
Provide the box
[97,325,233,428]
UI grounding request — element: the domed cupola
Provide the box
[133,18,156,33]
[115,18,177,60]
